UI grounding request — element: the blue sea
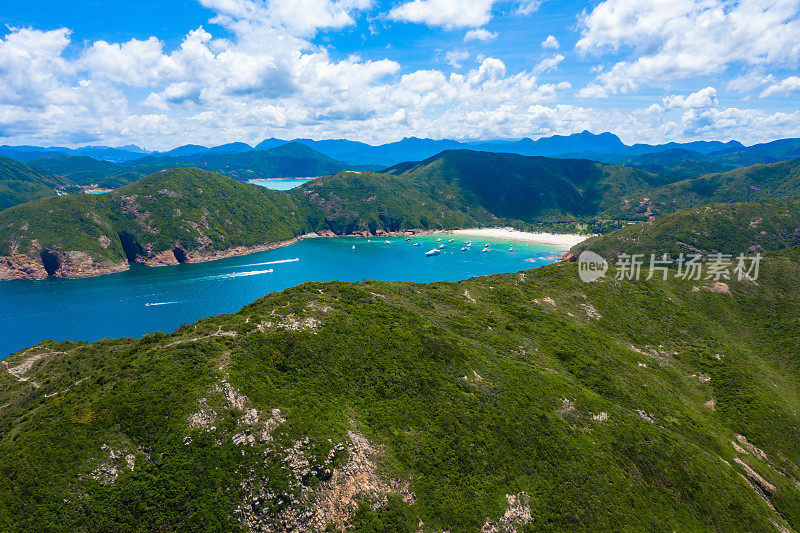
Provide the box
[0,235,562,357]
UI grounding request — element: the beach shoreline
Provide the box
[0,227,586,281]
[449,227,590,247]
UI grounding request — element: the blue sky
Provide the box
[1,0,800,149]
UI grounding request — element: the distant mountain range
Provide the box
[4,131,800,168]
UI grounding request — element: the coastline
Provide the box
[450,227,590,247]
[0,227,586,281]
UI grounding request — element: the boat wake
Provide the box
[145,301,179,307]
[212,268,275,280]
[238,258,299,268]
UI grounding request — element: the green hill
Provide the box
[386,150,669,223]
[2,242,799,530]
[27,155,121,187]
[618,149,738,179]
[643,158,800,213]
[569,199,800,263]
[0,168,303,278]
[22,143,356,190]
[0,157,76,211]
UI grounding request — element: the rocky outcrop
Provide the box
[1,227,475,281]
[0,254,48,280]
[53,251,128,279]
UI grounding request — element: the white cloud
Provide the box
[464,28,498,42]
[663,87,718,109]
[444,51,470,68]
[726,70,775,93]
[541,35,559,49]
[388,0,497,28]
[532,54,564,74]
[516,0,542,15]
[577,0,800,95]
[760,76,800,97]
[576,84,608,99]
[199,0,373,37]
[2,1,800,148]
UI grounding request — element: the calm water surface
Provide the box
[250,178,315,190]
[0,235,562,357]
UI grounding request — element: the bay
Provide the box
[0,235,561,357]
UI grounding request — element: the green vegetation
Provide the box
[23,142,357,189]
[385,150,671,223]
[0,168,303,264]
[571,199,800,262]
[5,150,800,277]
[639,158,800,215]
[0,156,76,211]
[2,240,799,530]
[27,156,122,187]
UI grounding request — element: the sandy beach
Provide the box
[450,227,590,248]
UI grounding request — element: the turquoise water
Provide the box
[250,178,314,190]
[0,235,562,358]
[85,190,109,195]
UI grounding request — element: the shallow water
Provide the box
[0,235,561,357]
[250,178,314,190]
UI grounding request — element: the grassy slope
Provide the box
[388,150,669,224]
[0,168,303,262]
[21,143,355,190]
[633,158,800,216]
[1,248,799,531]
[572,199,800,262]
[27,156,121,187]
[0,157,76,211]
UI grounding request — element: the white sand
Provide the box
[450,227,590,247]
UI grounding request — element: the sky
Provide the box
[1,0,800,150]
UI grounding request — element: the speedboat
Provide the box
[351,245,355,249]
[439,243,446,249]
[448,238,455,242]
[413,242,422,247]
[437,237,442,242]
[460,246,469,251]
[425,249,441,257]
[465,241,472,246]
[482,248,490,253]
[385,240,391,244]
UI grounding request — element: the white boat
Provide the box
[413,242,421,246]
[437,237,442,242]
[385,240,391,244]
[352,245,355,249]
[509,246,514,251]
[465,241,472,246]
[482,248,490,253]
[448,238,455,242]
[425,249,441,256]
[439,243,446,249]
[460,246,469,251]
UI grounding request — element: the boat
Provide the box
[460,246,469,251]
[448,238,455,242]
[439,244,446,249]
[352,245,355,250]
[437,237,442,242]
[482,248,490,253]
[465,241,472,246]
[385,240,391,244]
[413,242,422,247]
[425,249,441,256]
[406,237,411,241]
[509,246,514,251]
